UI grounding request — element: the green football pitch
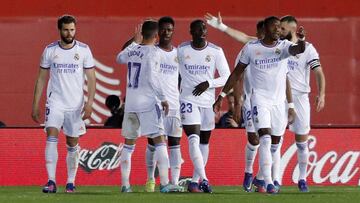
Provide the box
[0,186,359,203]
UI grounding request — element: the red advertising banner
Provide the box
[0,128,360,186]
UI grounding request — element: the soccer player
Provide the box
[31,15,96,193]
[205,12,267,192]
[214,16,305,194]
[116,20,183,193]
[143,16,183,192]
[177,19,231,193]
[280,15,326,192]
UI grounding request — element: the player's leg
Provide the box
[270,102,288,193]
[180,101,205,192]
[243,103,259,192]
[166,116,183,185]
[120,112,140,192]
[253,104,276,193]
[142,105,183,193]
[290,94,311,192]
[191,107,214,193]
[62,109,86,193]
[145,138,156,192]
[42,106,63,193]
[191,130,210,184]
[271,136,282,191]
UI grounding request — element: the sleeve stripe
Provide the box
[84,66,95,69]
[40,66,50,69]
[308,59,321,69]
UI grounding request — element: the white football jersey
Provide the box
[239,39,293,105]
[287,42,320,94]
[178,41,230,108]
[116,43,166,113]
[157,46,180,116]
[40,40,95,110]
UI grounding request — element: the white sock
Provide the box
[245,142,259,174]
[296,141,309,181]
[45,136,58,182]
[120,144,135,187]
[66,144,80,184]
[169,145,182,185]
[259,135,273,187]
[154,143,170,186]
[256,164,264,180]
[271,143,281,184]
[188,134,207,181]
[145,144,156,181]
[192,143,210,182]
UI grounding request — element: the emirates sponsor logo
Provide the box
[79,142,123,172]
[281,135,360,184]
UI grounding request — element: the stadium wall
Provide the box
[0,17,359,126]
[1,128,360,186]
[0,0,359,17]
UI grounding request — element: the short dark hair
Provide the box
[57,15,76,30]
[256,20,264,32]
[263,16,280,29]
[142,20,158,39]
[280,15,298,24]
[190,19,205,30]
[105,95,120,110]
[159,16,175,27]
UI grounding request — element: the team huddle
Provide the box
[31,13,325,194]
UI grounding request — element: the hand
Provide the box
[192,81,209,96]
[134,23,143,44]
[315,95,325,112]
[233,103,242,124]
[31,106,40,123]
[204,12,227,31]
[296,26,306,40]
[161,101,169,116]
[82,103,93,120]
[226,117,239,128]
[288,108,296,125]
[213,96,223,113]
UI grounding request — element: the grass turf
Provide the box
[0,186,359,203]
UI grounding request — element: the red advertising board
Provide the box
[1,128,359,186]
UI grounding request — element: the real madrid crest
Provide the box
[74,53,80,61]
[205,55,211,62]
[174,56,179,63]
[275,48,281,55]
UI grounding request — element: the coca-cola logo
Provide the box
[281,135,360,184]
[79,142,123,172]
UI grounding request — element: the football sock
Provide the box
[188,134,207,181]
[45,136,58,182]
[66,144,79,184]
[259,135,273,187]
[245,142,259,174]
[120,144,135,188]
[169,145,182,185]
[154,142,170,186]
[296,141,309,181]
[145,144,156,181]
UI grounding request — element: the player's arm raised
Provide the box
[116,24,143,64]
[205,12,256,44]
[289,26,306,56]
[31,68,49,123]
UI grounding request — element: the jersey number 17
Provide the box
[127,62,141,89]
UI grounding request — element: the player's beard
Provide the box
[61,35,75,44]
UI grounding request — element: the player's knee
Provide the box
[247,132,259,146]
[258,128,271,137]
[271,136,281,144]
[168,137,181,146]
[200,130,211,144]
[66,136,78,147]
